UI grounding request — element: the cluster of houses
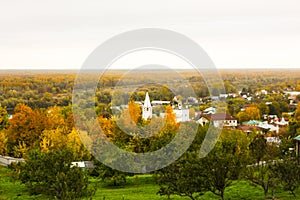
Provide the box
[136,90,300,151]
[138,91,293,133]
[3,89,300,166]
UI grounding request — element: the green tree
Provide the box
[155,152,207,200]
[203,143,246,200]
[246,163,278,198]
[249,134,267,163]
[19,148,96,199]
[202,130,249,200]
[94,162,128,186]
[274,156,300,197]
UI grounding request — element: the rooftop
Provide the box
[201,113,236,121]
[294,135,300,141]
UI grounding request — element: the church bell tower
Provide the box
[142,92,152,120]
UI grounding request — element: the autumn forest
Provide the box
[1,69,300,200]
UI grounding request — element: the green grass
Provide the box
[0,166,45,200]
[1,166,299,200]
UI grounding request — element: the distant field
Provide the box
[1,166,299,200]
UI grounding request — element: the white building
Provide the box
[151,100,170,105]
[142,92,190,122]
[142,92,152,120]
[173,108,190,122]
[284,91,300,97]
[258,121,279,134]
[275,117,289,126]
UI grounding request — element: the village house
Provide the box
[71,161,94,170]
[172,108,190,122]
[238,125,262,134]
[197,113,237,128]
[202,107,216,114]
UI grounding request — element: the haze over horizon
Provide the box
[1,0,300,70]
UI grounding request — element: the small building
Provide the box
[284,91,300,97]
[151,100,171,106]
[266,137,281,144]
[219,94,229,99]
[160,106,190,123]
[238,125,262,134]
[197,113,237,128]
[173,109,190,122]
[185,96,198,104]
[211,96,220,101]
[71,161,94,170]
[261,90,268,95]
[274,117,289,127]
[228,93,238,98]
[258,122,279,134]
[196,116,210,126]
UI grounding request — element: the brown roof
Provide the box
[238,125,262,132]
[201,113,236,121]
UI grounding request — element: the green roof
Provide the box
[242,120,261,125]
[294,135,300,141]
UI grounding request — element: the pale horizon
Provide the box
[1,0,300,70]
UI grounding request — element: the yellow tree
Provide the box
[0,104,9,130]
[40,128,67,152]
[0,130,8,155]
[97,117,116,141]
[0,105,9,155]
[164,105,178,128]
[237,105,261,123]
[46,106,67,130]
[294,102,300,122]
[150,105,179,151]
[67,128,92,160]
[128,101,141,124]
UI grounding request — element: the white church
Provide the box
[142,92,190,122]
[142,91,153,120]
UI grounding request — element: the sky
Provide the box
[0,0,300,70]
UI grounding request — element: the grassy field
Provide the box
[1,166,299,200]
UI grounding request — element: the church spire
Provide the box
[142,91,152,120]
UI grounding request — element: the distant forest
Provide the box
[1,69,300,113]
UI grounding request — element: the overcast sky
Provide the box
[0,0,300,70]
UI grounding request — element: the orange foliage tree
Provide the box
[8,104,50,157]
